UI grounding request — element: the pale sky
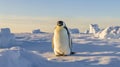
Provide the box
[0,0,120,33]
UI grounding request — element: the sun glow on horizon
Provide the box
[0,16,120,33]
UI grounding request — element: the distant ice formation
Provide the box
[95,26,120,39]
[1,28,11,35]
[32,29,45,34]
[89,24,100,34]
[0,28,15,47]
[69,28,80,34]
[84,30,89,34]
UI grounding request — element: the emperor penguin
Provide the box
[52,21,74,56]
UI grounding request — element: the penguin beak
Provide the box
[57,23,63,26]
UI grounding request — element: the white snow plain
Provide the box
[0,31,120,67]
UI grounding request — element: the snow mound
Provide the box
[69,28,80,34]
[0,47,31,67]
[0,28,15,47]
[89,24,100,34]
[95,26,120,39]
[0,46,48,67]
[32,29,45,34]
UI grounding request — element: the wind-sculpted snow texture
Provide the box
[95,26,120,39]
[0,32,120,67]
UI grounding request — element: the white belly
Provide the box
[53,28,70,55]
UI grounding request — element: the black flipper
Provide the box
[64,26,72,51]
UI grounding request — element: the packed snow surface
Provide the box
[0,32,120,67]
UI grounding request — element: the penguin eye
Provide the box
[57,21,63,26]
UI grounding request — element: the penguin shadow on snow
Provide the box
[72,42,120,56]
[69,41,120,66]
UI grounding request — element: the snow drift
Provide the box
[0,47,31,67]
[0,32,120,67]
[0,46,50,67]
[94,26,120,39]
[0,28,15,47]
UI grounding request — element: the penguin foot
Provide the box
[55,54,64,56]
[71,52,75,55]
[55,54,69,56]
[55,52,75,56]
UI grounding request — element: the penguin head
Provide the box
[57,21,66,27]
